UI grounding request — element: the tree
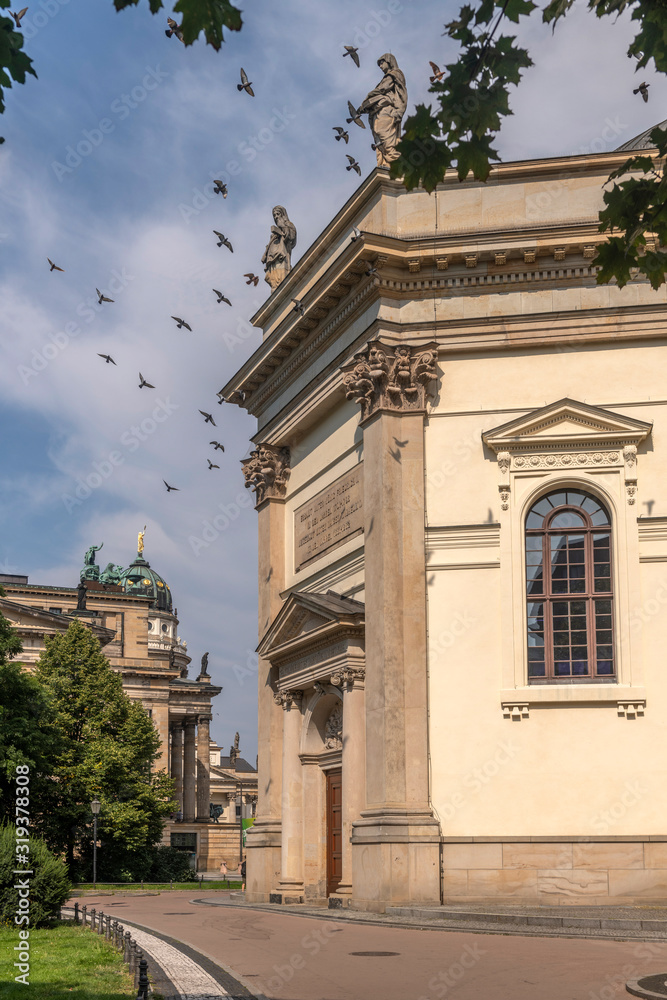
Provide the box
[0,0,242,143]
[392,0,667,289]
[0,604,59,826]
[34,620,175,877]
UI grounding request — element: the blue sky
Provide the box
[0,0,664,761]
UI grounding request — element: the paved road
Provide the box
[76,891,667,1000]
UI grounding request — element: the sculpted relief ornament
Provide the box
[242,444,290,505]
[324,703,343,750]
[341,340,438,419]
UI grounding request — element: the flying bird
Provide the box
[97,354,116,365]
[171,316,192,330]
[207,459,220,470]
[350,227,362,242]
[292,298,305,316]
[163,480,180,492]
[199,410,216,425]
[9,8,27,27]
[343,45,360,67]
[365,264,378,276]
[213,230,233,252]
[224,389,245,404]
[165,17,184,41]
[213,179,228,197]
[96,288,114,304]
[333,126,349,144]
[633,81,650,102]
[237,68,255,96]
[213,289,232,306]
[138,372,155,389]
[346,100,366,129]
[210,441,225,451]
[429,61,444,83]
[244,273,259,286]
[47,257,64,272]
[346,154,361,176]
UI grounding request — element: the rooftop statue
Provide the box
[99,562,124,585]
[358,53,408,167]
[81,543,103,582]
[138,525,146,556]
[200,651,209,674]
[261,206,297,290]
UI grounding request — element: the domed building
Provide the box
[0,533,244,871]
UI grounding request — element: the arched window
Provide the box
[525,488,614,682]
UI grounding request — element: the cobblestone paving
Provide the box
[119,923,230,999]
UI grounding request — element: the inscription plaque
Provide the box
[295,465,363,571]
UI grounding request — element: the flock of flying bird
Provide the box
[32,10,656,492]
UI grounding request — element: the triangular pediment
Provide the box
[0,599,74,631]
[257,590,364,658]
[483,398,652,451]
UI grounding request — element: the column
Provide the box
[275,690,305,902]
[196,715,211,821]
[241,444,290,901]
[331,669,366,903]
[170,722,184,817]
[343,341,441,910]
[183,717,197,823]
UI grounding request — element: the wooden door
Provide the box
[326,769,342,896]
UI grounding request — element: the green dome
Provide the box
[119,554,173,611]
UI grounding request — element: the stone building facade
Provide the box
[223,126,667,911]
[0,543,254,871]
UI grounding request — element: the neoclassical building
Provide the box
[223,123,667,911]
[0,541,239,871]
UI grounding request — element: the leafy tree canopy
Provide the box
[34,619,175,874]
[391,0,667,289]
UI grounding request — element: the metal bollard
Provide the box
[90,908,96,931]
[105,914,110,939]
[133,948,142,989]
[82,904,87,926]
[124,931,131,963]
[74,902,80,924]
[97,911,103,934]
[137,956,149,999]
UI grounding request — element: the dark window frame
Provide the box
[525,489,614,683]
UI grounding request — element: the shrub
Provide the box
[0,824,71,927]
[149,846,197,883]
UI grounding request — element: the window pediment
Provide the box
[257,590,365,661]
[482,397,652,452]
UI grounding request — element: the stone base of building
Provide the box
[441,837,667,905]
[351,812,442,913]
[244,823,282,902]
[163,820,247,871]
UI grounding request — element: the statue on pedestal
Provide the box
[200,651,209,675]
[261,206,297,290]
[358,53,408,167]
[81,543,103,581]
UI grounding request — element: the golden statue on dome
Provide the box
[138,525,146,556]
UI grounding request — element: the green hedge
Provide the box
[0,824,71,928]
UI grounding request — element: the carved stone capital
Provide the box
[330,666,365,689]
[341,340,439,420]
[242,444,290,505]
[274,689,304,710]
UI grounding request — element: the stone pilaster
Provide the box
[170,722,184,816]
[183,717,197,823]
[243,443,290,901]
[346,341,441,911]
[196,715,212,822]
[274,690,305,903]
[329,669,366,907]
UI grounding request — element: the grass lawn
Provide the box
[75,881,240,892]
[0,921,135,998]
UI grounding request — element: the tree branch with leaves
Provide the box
[391,0,667,288]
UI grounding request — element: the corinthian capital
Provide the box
[273,689,304,710]
[341,340,439,420]
[242,444,290,505]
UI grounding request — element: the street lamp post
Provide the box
[236,785,243,867]
[91,799,101,888]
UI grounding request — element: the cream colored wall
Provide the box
[426,340,667,836]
